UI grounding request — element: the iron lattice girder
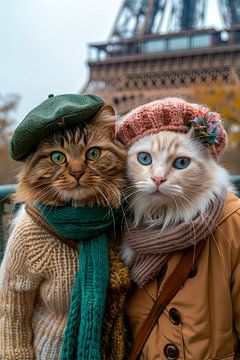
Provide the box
[219,0,240,26]
[180,0,206,30]
[110,0,207,38]
[110,0,240,39]
[110,0,167,39]
[85,1,240,117]
[167,0,206,32]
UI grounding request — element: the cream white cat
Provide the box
[123,130,231,263]
[116,98,240,360]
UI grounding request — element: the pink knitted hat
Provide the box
[116,97,227,158]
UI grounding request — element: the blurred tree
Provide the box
[0,94,20,184]
[0,94,20,145]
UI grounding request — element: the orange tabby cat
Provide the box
[0,103,130,360]
[14,105,126,208]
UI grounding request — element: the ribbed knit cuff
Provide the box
[0,348,34,360]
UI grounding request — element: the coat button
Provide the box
[164,344,179,359]
[188,265,198,278]
[169,308,181,325]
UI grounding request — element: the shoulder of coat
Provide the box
[218,191,240,225]
[215,192,240,251]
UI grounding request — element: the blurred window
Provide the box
[168,36,190,50]
[143,39,166,53]
[191,34,211,48]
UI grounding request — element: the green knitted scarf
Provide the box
[35,202,122,360]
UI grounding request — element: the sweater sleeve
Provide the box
[230,210,240,342]
[0,210,44,360]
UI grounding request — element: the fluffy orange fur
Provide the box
[14,105,126,208]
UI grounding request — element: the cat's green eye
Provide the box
[50,151,67,165]
[86,147,101,160]
[137,152,152,166]
[173,157,191,170]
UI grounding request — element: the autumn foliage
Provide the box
[187,84,240,148]
[180,84,239,174]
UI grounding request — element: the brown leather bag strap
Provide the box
[128,240,205,360]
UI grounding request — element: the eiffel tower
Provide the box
[83,0,240,115]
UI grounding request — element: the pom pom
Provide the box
[189,111,224,147]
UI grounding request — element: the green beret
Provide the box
[9,94,105,161]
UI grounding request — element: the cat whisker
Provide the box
[122,189,143,201]
[123,191,144,211]
[100,183,130,236]
[174,194,197,241]
[95,186,117,235]
[172,191,199,217]
[21,190,62,225]
[102,186,128,235]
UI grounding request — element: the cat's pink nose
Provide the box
[151,176,166,186]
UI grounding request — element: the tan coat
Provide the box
[126,192,240,360]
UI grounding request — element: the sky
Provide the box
[0,0,223,123]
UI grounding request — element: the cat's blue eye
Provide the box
[173,157,191,170]
[50,151,66,165]
[137,152,152,166]
[86,147,101,160]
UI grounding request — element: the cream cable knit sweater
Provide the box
[0,207,79,359]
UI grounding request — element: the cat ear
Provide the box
[93,104,116,138]
[96,104,116,118]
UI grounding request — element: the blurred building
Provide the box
[83,0,240,115]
